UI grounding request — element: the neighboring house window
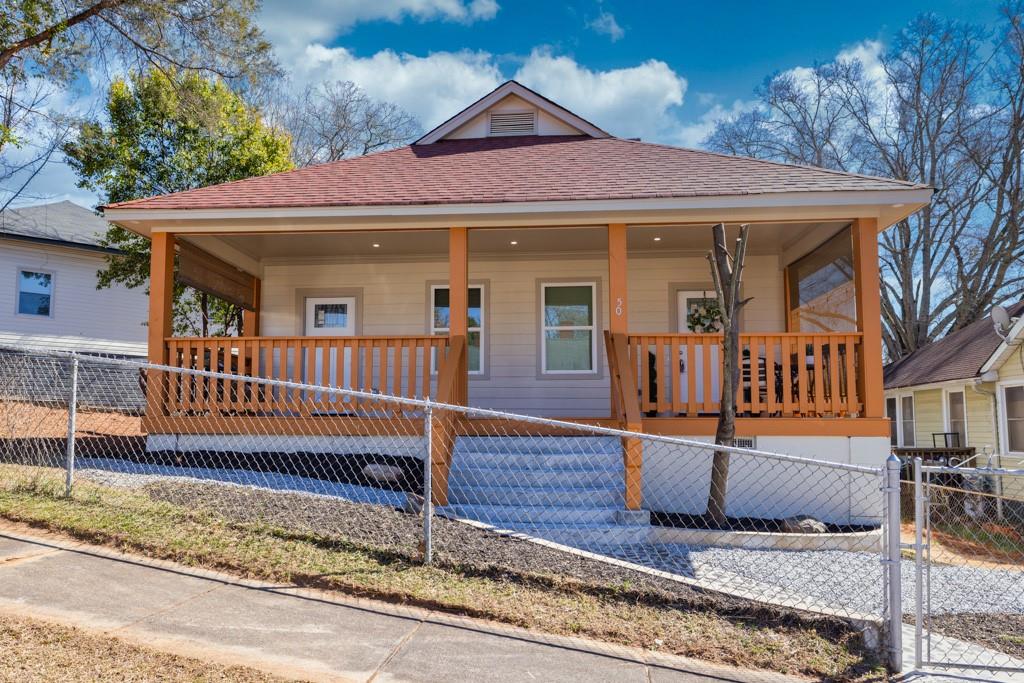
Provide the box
[1004,385,1024,453]
[431,285,483,374]
[901,395,916,447]
[17,269,53,317]
[946,390,967,448]
[541,282,596,374]
[886,397,898,446]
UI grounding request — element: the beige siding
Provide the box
[260,252,785,417]
[912,388,944,447]
[964,385,997,452]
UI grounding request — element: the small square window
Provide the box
[18,270,52,316]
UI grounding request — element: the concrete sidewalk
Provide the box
[0,528,802,683]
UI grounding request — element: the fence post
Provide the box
[884,454,903,673]
[913,456,924,669]
[64,355,79,497]
[422,400,433,565]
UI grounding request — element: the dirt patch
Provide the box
[0,401,143,438]
[900,523,1024,571]
[0,612,291,682]
[914,613,1024,660]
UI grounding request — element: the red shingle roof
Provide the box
[104,136,928,211]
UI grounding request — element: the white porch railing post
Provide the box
[422,400,433,565]
[64,355,79,497]
[884,454,904,672]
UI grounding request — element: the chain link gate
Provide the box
[912,458,1024,676]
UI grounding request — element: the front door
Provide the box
[676,291,721,408]
[304,297,356,391]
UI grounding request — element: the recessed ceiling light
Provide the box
[510,240,518,245]
[372,243,381,248]
[653,237,662,242]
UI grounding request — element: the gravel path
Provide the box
[599,544,1024,617]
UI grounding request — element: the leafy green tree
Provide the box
[65,68,293,335]
[1,0,276,206]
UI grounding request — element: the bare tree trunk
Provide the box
[706,223,751,527]
[200,292,209,337]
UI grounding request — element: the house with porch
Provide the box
[885,302,1024,502]
[101,81,931,529]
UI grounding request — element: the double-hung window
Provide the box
[431,285,484,374]
[900,395,916,447]
[1004,385,1024,453]
[541,282,596,374]
[946,390,967,448]
[17,269,53,317]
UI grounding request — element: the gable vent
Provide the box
[489,111,536,136]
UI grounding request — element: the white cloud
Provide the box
[298,46,503,128]
[513,49,686,140]
[588,11,624,42]
[261,0,499,59]
[672,99,759,148]
[289,45,690,141]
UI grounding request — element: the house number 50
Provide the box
[615,297,624,317]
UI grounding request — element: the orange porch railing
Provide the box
[623,332,864,418]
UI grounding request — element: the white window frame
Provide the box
[430,283,485,376]
[540,281,598,376]
[15,267,55,318]
[998,382,1024,456]
[942,387,968,448]
[885,391,916,447]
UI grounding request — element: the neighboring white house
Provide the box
[0,201,147,357]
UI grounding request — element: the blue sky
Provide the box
[22,0,1002,208]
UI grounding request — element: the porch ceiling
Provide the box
[184,221,848,266]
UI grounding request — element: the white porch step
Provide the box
[456,436,621,456]
[451,452,622,470]
[449,463,621,488]
[447,483,622,507]
[447,503,619,526]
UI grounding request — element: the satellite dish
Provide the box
[992,304,1012,339]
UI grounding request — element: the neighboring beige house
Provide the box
[101,80,934,525]
[884,303,1024,500]
[0,201,147,356]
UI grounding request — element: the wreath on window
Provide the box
[687,298,723,333]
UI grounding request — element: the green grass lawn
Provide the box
[0,466,886,681]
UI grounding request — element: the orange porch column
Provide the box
[852,217,884,418]
[148,232,175,365]
[608,223,642,510]
[242,277,261,336]
[448,226,469,405]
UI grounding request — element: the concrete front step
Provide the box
[449,463,621,488]
[448,483,622,507]
[455,435,622,456]
[447,503,621,526]
[451,451,623,470]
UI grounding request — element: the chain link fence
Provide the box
[910,460,1024,674]
[0,346,916,671]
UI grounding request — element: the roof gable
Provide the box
[415,80,610,144]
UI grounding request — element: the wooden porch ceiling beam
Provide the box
[177,241,258,310]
